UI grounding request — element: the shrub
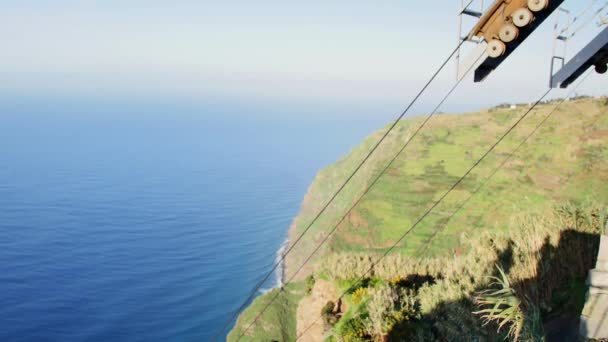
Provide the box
[322,253,439,281]
[321,301,338,327]
[571,95,591,101]
[305,274,316,295]
[389,276,404,285]
[475,265,526,339]
[322,254,375,280]
[365,284,418,338]
[322,203,604,340]
[475,265,543,341]
[351,287,367,305]
[339,316,368,341]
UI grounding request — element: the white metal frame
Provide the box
[456,0,486,81]
[550,7,572,87]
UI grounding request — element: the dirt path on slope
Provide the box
[296,280,338,342]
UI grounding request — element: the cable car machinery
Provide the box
[457,0,566,82]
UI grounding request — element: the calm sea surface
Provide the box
[0,98,383,341]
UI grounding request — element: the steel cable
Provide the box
[415,71,594,259]
[210,38,468,341]
[234,47,487,341]
[296,87,554,340]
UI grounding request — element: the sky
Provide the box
[1,0,606,114]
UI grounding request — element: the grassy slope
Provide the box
[286,97,608,277]
[227,282,305,342]
[230,97,608,340]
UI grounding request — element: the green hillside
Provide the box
[230,97,608,341]
[285,97,608,276]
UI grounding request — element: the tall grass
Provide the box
[319,202,603,341]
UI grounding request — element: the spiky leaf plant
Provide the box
[474,265,525,340]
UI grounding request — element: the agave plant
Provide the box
[474,265,525,340]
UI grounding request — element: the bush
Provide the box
[326,202,604,340]
[351,287,367,305]
[570,95,591,101]
[340,316,369,341]
[475,265,526,339]
[305,274,316,295]
[321,301,338,327]
[475,265,544,341]
[322,253,440,282]
[322,254,375,280]
[365,284,418,338]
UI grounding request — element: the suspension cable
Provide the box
[296,87,553,340]
[416,71,594,258]
[570,2,608,38]
[562,1,608,39]
[210,38,468,341]
[234,48,487,341]
[558,0,600,36]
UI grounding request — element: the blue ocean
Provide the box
[0,97,385,341]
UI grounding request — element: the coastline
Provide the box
[284,172,323,283]
[260,237,289,293]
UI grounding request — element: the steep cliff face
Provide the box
[230,97,608,341]
[284,97,608,281]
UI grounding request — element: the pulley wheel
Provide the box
[528,0,549,12]
[512,8,534,27]
[487,39,506,58]
[499,23,519,43]
[596,63,608,74]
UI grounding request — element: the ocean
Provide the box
[0,98,384,341]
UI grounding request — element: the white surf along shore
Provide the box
[260,237,289,293]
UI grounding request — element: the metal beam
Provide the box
[474,0,566,82]
[551,26,608,88]
[463,9,483,18]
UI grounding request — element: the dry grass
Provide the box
[319,201,604,341]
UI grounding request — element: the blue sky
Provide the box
[1,0,605,113]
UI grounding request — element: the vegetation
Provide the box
[229,97,608,341]
[305,275,316,295]
[570,95,592,101]
[474,265,533,341]
[350,287,367,305]
[321,301,339,327]
[365,284,417,338]
[227,282,305,342]
[285,98,608,278]
[318,202,604,341]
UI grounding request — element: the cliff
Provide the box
[229,97,608,341]
[284,97,608,280]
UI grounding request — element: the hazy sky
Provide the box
[1,0,605,112]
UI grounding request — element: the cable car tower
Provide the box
[550,3,608,88]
